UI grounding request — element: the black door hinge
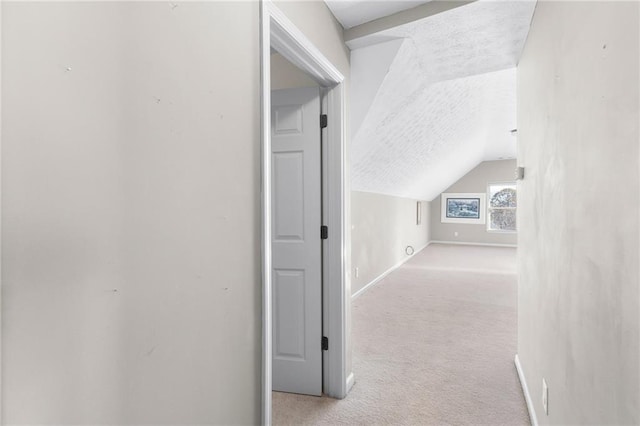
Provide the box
[320,114,328,129]
[321,225,328,240]
[322,336,329,351]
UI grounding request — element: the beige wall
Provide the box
[271,52,318,90]
[430,160,517,246]
[351,192,430,296]
[2,3,261,424]
[274,1,350,83]
[2,1,350,423]
[517,2,639,424]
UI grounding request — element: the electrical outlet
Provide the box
[355,267,359,278]
[542,378,549,415]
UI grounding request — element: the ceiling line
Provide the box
[344,0,477,47]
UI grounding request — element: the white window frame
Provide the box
[486,181,517,233]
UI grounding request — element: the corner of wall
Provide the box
[515,354,539,426]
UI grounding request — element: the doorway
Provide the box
[260,1,351,424]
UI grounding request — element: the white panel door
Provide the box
[271,87,322,396]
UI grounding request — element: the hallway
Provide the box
[273,243,529,425]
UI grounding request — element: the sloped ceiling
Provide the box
[341,0,536,201]
[353,68,516,199]
[350,38,404,139]
[325,0,433,29]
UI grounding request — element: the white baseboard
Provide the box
[430,240,517,248]
[515,354,538,426]
[346,372,355,394]
[351,242,431,300]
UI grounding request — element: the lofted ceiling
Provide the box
[327,0,536,201]
[352,68,517,199]
[325,0,433,29]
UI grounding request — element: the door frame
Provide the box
[260,0,351,424]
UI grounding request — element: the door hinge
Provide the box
[320,114,328,129]
[321,225,328,240]
[322,336,329,351]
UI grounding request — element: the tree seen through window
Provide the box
[488,183,517,232]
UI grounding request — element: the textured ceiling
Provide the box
[352,68,517,199]
[325,0,433,29]
[349,0,536,201]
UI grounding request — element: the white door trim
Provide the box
[260,1,350,424]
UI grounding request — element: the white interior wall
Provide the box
[517,2,639,424]
[2,3,261,423]
[351,192,430,297]
[2,1,352,423]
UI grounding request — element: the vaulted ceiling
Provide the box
[325,0,536,201]
[324,0,433,29]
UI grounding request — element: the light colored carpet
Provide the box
[273,243,529,426]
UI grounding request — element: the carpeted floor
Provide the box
[273,243,529,426]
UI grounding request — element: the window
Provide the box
[487,182,517,232]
